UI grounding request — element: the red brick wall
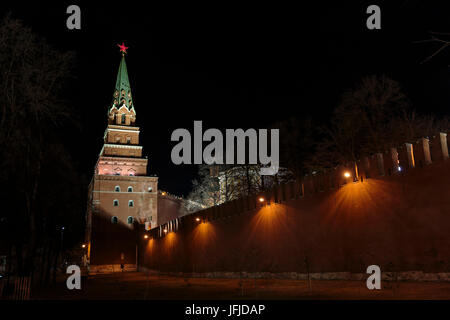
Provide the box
[140,161,450,274]
[157,195,183,226]
[90,214,138,265]
[88,174,158,266]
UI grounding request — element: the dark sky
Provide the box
[4,1,450,195]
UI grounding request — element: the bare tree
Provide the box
[0,15,82,288]
[184,164,220,212]
[311,75,450,171]
[272,117,315,178]
[414,31,450,64]
[311,75,410,168]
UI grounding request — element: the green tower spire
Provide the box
[111,43,134,112]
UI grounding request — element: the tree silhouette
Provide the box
[310,75,450,169]
[0,15,84,288]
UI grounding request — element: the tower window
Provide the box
[127,216,134,224]
[127,186,133,192]
[111,216,118,224]
[113,199,119,207]
[126,137,131,144]
[128,200,134,207]
[121,114,125,124]
[114,186,120,192]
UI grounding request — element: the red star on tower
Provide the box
[117,42,129,54]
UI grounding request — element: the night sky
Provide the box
[4,1,450,195]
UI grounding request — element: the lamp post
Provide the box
[60,226,65,268]
[60,226,65,249]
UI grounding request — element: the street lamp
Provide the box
[60,226,65,265]
[60,226,65,249]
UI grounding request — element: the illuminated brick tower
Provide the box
[85,44,158,273]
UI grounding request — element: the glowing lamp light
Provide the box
[161,192,167,196]
[258,197,265,203]
[398,166,402,172]
[344,172,351,178]
[144,234,149,239]
[163,228,168,233]
[81,244,86,248]
[195,217,201,222]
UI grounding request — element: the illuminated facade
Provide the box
[85,49,158,272]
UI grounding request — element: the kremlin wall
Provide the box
[138,133,450,281]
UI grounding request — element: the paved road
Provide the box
[32,272,450,300]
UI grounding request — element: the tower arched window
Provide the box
[113,199,119,207]
[128,200,134,207]
[111,216,118,224]
[114,186,120,192]
[121,114,126,124]
[127,216,134,224]
[127,186,133,192]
